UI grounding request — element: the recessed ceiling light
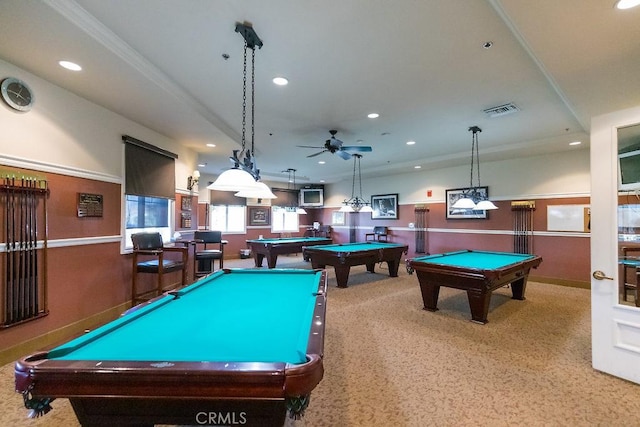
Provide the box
[272,77,288,86]
[406,140,416,145]
[367,113,379,119]
[569,141,582,146]
[483,41,493,49]
[616,0,640,9]
[59,60,82,71]
[318,161,326,164]
[414,165,421,169]
[206,143,216,147]
[319,179,325,183]
[198,163,206,168]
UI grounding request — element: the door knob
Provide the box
[592,270,614,281]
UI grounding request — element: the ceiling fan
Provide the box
[297,130,373,160]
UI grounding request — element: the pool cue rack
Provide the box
[511,201,535,255]
[1,175,50,328]
[414,204,429,254]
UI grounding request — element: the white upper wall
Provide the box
[0,59,197,189]
[325,148,590,208]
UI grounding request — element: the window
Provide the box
[211,205,246,233]
[271,206,299,233]
[124,195,173,248]
[123,135,177,250]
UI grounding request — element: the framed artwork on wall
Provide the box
[446,187,489,219]
[371,194,399,220]
[332,211,346,225]
[249,206,270,226]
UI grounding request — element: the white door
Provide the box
[591,105,640,384]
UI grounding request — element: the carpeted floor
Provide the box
[2,254,640,426]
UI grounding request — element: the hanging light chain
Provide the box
[251,47,256,157]
[241,41,248,153]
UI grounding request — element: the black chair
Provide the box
[193,231,226,279]
[365,226,389,242]
[131,232,188,305]
[317,225,332,238]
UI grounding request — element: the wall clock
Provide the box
[1,77,34,112]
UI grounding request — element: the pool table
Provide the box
[407,250,542,324]
[15,268,327,427]
[303,242,408,288]
[246,237,333,268]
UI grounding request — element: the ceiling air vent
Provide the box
[483,103,520,118]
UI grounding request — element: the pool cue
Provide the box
[25,178,33,318]
[17,177,26,321]
[8,176,17,323]
[30,178,38,317]
[3,176,11,324]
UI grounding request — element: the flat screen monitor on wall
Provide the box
[619,149,640,191]
[299,188,324,207]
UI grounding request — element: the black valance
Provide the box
[123,135,176,199]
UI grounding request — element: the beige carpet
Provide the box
[2,254,640,426]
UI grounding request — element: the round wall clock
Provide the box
[1,77,35,112]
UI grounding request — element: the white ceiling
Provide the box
[1,0,639,183]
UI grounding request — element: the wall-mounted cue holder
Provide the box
[1,174,50,327]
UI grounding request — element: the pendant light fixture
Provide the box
[340,154,373,213]
[451,126,498,211]
[209,22,274,199]
[283,168,307,214]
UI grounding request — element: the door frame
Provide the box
[591,105,640,384]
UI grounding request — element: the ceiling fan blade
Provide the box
[297,145,325,149]
[342,146,373,152]
[307,150,327,158]
[336,150,352,160]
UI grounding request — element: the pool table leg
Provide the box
[266,255,278,269]
[510,277,527,300]
[387,259,401,277]
[466,289,491,324]
[419,282,440,312]
[365,262,376,273]
[333,266,351,288]
[254,253,264,267]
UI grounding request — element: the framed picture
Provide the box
[249,206,270,226]
[332,211,346,225]
[446,187,489,219]
[181,195,192,211]
[371,194,399,220]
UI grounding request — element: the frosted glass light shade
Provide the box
[208,168,258,191]
[359,205,374,213]
[296,207,307,214]
[475,199,498,210]
[234,181,277,199]
[451,197,476,209]
[339,205,354,213]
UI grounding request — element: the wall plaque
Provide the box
[77,193,103,217]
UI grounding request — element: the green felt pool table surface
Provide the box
[50,269,322,364]
[304,241,406,252]
[411,250,537,270]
